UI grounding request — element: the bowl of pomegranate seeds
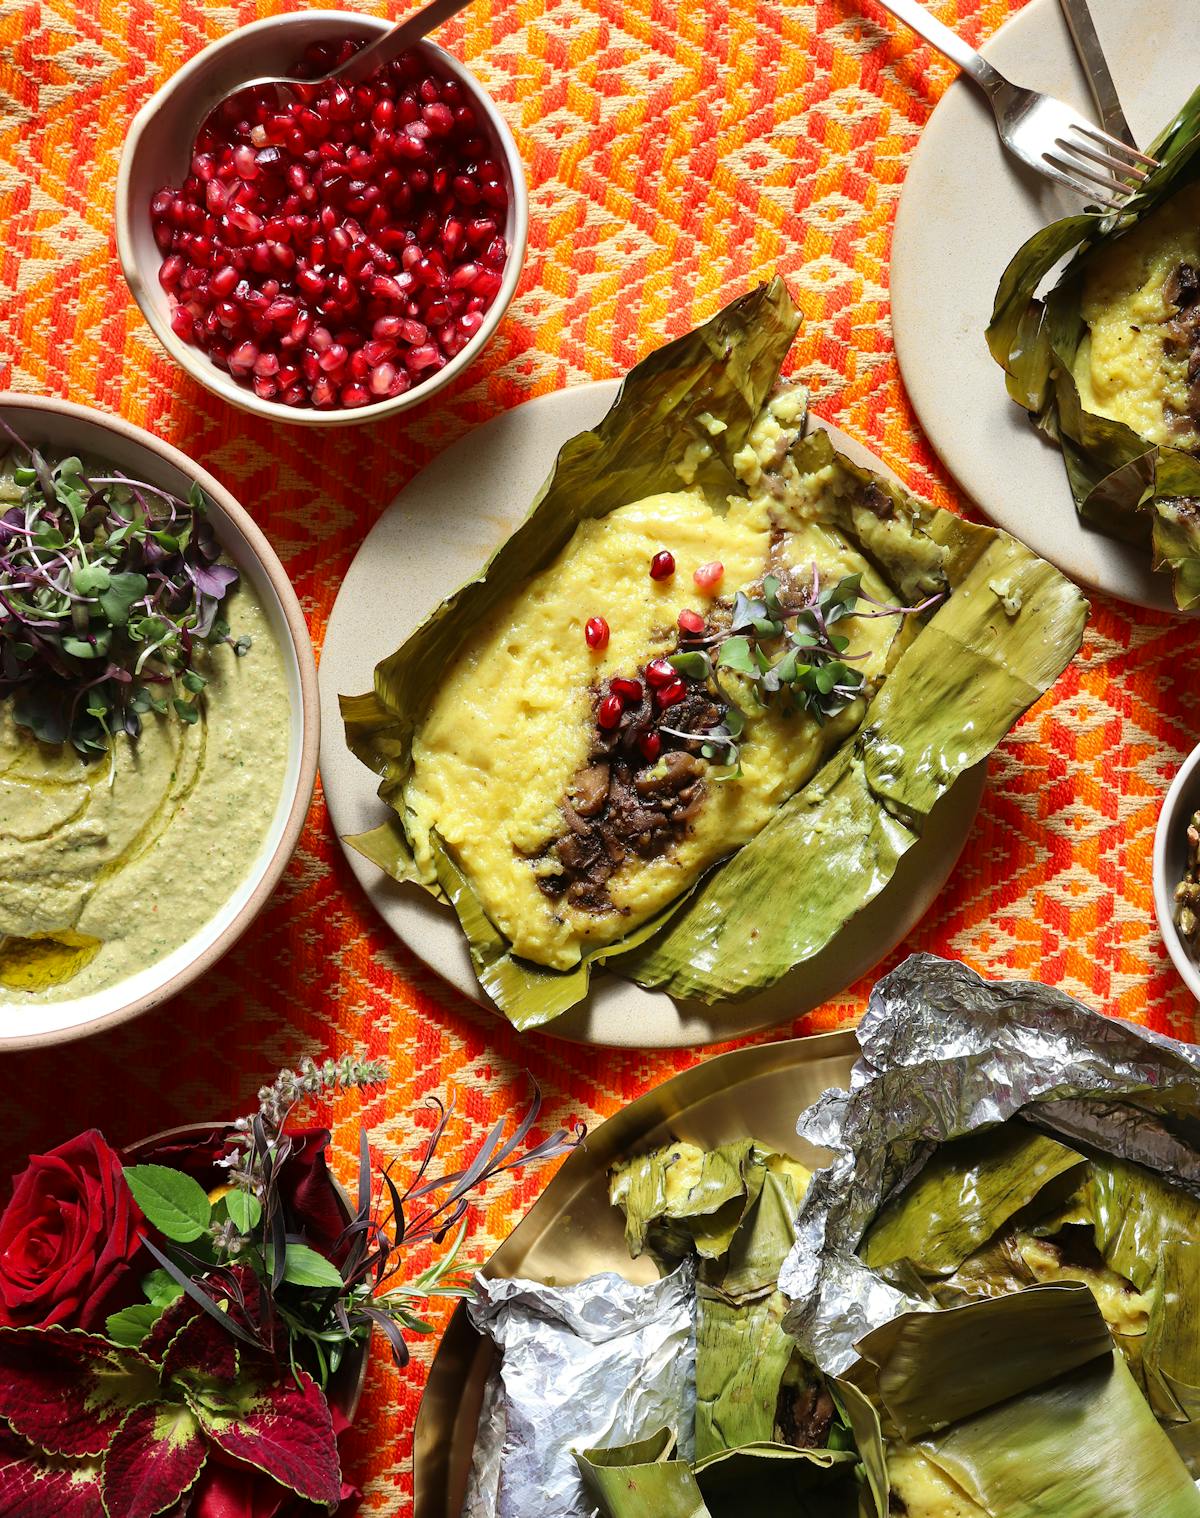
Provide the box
[115,11,527,424]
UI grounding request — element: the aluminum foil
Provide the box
[461,1260,696,1518]
[780,952,1200,1374]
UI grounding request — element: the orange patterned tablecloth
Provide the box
[0,0,1195,1509]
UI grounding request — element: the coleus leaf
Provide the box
[100,1402,207,1518]
[0,1425,104,1518]
[159,1307,240,1386]
[188,1368,341,1504]
[0,1327,159,1457]
[123,1165,212,1243]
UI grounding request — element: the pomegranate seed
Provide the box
[639,731,662,763]
[693,561,724,590]
[597,694,623,730]
[649,551,675,581]
[147,37,510,410]
[656,679,686,709]
[610,677,643,702]
[645,657,674,688]
[678,608,705,636]
[584,616,609,650]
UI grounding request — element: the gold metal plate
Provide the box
[413,1030,859,1516]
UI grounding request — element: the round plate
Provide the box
[410,1030,860,1518]
[318,383,985,1047]
[891,0,1195,612]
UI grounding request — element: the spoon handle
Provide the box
[323,0,478,86]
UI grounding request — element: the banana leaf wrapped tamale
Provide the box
[343,282,1087,1030]
[988,86,1200,609]
[780,953,1200,1518]
[587,1140,859,1515]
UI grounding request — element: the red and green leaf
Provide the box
[100,1402,207,1518]
[0,1326,159,1457]
[190,1368,341,1504]
[0,1425,104,1518]
[158,1304,239,1386]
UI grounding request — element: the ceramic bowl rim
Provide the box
[0,392,319,1049]
[1153,740,1200,1003]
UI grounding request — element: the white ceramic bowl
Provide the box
[1154,743,1200,1002]
[115,11,528,427]
[0,394,319,1048]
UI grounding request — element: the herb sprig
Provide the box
[666,566,943,772]
[120,1057,583,1386]
[0,421,249,758]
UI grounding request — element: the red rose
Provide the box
[0,1129,147,1331]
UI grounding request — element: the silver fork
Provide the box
[874,0,1158,208]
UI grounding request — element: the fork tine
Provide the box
[1068,123,1159,169]
[1042,151,1130,207]
[1056,135,1151,184]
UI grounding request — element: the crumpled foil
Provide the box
[780,952,1200,1375]
[461,1260,696,1518]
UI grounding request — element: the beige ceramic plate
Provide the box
[891,0,1195,612]
[318,383,984,1047]
[411,1030,859,1517]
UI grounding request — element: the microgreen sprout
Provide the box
[0,421,249,758]
[668,565,945,770]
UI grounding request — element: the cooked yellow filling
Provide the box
[402,421,900,970]
[888,1445,987,1518]
[1074,182,1200,449]
[1016,1234,1150,1338]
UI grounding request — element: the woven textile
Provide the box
[0,0,1193,1508]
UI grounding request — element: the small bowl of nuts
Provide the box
[1153,743,1200,1001]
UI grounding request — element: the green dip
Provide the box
[0,544,292,1005]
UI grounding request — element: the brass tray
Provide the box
[412,1030,859,1516]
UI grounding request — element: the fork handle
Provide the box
[872,0,1005,94]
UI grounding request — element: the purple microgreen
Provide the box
[0,423,249,757]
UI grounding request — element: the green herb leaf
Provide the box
[668,650,712,680]
[142,1268,186,1308]
[105,1302,163,1347]
[73,564,110,596]
[717,636,758,675]
[123,1164,212,1243]
[225,1190,262,1233]
[277,1243,343,1289]
[173,698,200,725]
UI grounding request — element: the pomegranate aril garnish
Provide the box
[656,679,686,709]
[610,677,644,702]
[649,550,675,581]
[597,693,623,730]
[694,560,724,590]
[678,608,705,636]
[645,657,675,688]
[148,40,511,411]
[584,616,609,650]
[639,731,662,763]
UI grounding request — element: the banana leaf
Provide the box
[913,1351,1200,1518]
[1143,1241,1200,1422]
[345,281,1087,1029]
[1089,1157,1200,1293]
[609,1140,759,1263]
[576,1430,859,1518]
[859,1123,1085,1277]
[576,1430,711,1518]
[987,85,1200,609]
[847,1283,1113,1441]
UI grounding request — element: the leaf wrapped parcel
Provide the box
[987,84,1200,609]
[345,281,1087,1029]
